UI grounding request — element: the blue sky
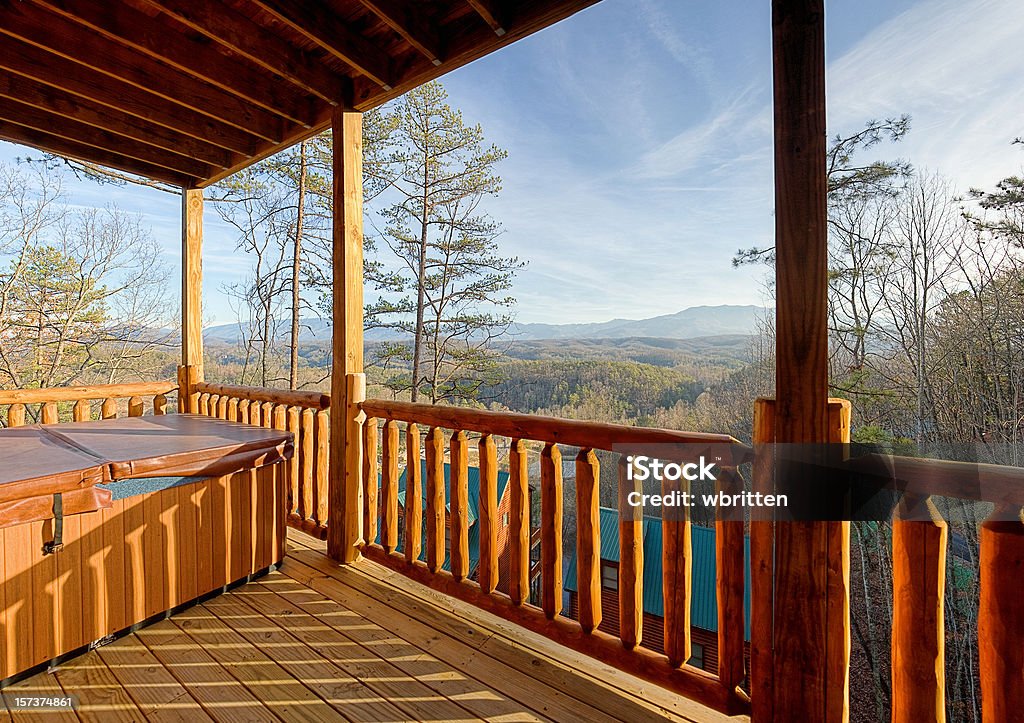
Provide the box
[3,0,1023,326]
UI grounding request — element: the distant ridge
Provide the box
[202,304,767,345]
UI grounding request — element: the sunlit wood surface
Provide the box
[2,529,730,722]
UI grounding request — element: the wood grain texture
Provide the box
[575,448,602,633]
[404,422,422,564]
[540,442,563,618]
[450,430,470,580]
[618,455,643,650]
[381,419,400,554]
[327,108,364,563]
[478,434,499,593]
[425,426,446,573]
[508,438,530,605]
[979,510,1024,723]
[892,501,947,723]
[181,189,203,380]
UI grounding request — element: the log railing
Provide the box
[191,381,332,540]
[357,397,753,715]
[0,380,177,427]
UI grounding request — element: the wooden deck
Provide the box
[1,529,735,722]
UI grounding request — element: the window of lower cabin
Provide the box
[687,642,705,670]
[600,562,618,590]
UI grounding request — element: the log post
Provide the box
[181,187,204,406]
[769,0,838,720]
[327,107,365,563]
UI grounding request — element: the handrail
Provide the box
[848,453,1024,507]
[0,380,176,405]
[192,381,329,409]
[360,398,752,464]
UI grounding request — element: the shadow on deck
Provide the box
[2,529,734,722]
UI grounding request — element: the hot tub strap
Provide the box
[43,493,64,554]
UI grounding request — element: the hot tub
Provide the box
[0,414,293,684]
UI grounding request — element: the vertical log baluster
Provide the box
[238,399,251,425]
[575,449,601,632]
[619,454,643,649]
[41,401,58,424]
[362,417,378,546]
[217,395,229,419]
[508,438,530,605]
[979,506,1024,723]
[716,467,746,694]
[450,430,470,581]
[287,406,301,519]
[381,419,399,554]
[272,404,287,432]
[300,408,315,522]
[663,460,692,668]
[425,427,446,573]
[154,394,168,416]
[478,434,499,593]
[73,399,90,422]
[8,403,25,427]
[101,398,117,420]
[128,396,144,417]
[892,497,946,723]
[404,423,422,564]
[261,401,274,429]
[227,397,238,422]
[208,394,220,417]
[198,393,210,416]
[541,442,563,619]
[315,410,330,528]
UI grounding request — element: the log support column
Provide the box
[181,187,204,413]
[765,1,848,721]
[328,107,365,563]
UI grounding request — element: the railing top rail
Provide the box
[193,381,330,410]
[361,397,751,464]
[849,452,1024,508]
[0,380,177,405]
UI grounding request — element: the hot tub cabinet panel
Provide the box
[0,416,291,684]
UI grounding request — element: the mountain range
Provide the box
[202,304,766,345]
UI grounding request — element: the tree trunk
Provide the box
[410,187,428,402]
[289,140,308,390]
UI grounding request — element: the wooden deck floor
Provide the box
[2,530,735,722]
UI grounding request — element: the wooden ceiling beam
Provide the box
[467,0,507,36]
[0,72,236,169]
[358,0,443,66]
[0,5,287,144]
[0,119,194,188]
[250,0,394,91]
[351,0,599,110]
[0,36,261,157]
[138,0,348,104]
[0,96,218,178]
[31,0,318,127]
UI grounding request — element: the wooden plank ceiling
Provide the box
[0,0,598,188]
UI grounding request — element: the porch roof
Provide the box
[0,0,598,189]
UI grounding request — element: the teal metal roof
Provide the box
[564,508,751,639]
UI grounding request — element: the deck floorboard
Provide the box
[3,529,733,722]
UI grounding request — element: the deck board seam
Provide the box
[276,555,621,723]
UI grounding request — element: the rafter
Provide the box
[0,36,261,157]
[0,6,287,144]
[358,0,443,66]
[467,0,506,36]
[31,0,317,127]
[140,0,347,104]
[250,0,394,91]
[0,72,235,169]
[0,96,216,178]
[0,119,194,188]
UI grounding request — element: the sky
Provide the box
[2,0,1024,326]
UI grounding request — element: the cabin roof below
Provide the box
[0,0,598,189]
